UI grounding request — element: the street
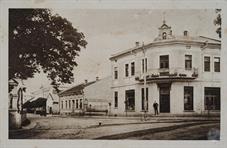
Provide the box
[9,114,220,140]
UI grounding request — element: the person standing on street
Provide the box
[153,101,159,115]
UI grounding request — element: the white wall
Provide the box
[110,41,220,115]
[84,77,112,103]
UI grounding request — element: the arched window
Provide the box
[162,32,167,39]
[184,31,188,36]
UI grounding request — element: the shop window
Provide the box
[125,90,135,111]
[205,87,220,110]
[184,86,193,111]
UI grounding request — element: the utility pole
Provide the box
[143,42,148,120]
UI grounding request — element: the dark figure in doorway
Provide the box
[153,101,159,115]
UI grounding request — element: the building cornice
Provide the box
[109,37,221,61]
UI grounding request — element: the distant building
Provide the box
[59,77,112,115]
[23,97,47,116]
[58,80,95,115]
[28,86,66,114]
[110,20,221,115]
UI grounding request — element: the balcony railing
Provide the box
[135,67,198,82]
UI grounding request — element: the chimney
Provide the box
[184,30,188,36]
[135,41,140,47]
[84,79,88,84]
[96,76,99,81]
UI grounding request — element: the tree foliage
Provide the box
[214,9,221,38]
[9,9,87,90]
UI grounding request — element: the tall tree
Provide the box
[9,9,87,91]
[214,9,221,38]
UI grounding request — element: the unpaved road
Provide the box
[9,114,220,140]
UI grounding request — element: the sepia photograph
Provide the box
[7,8,221,140]
[1,0,227,148]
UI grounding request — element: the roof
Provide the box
[109,35,221,60]
[58,81,96,97]
[159,23,171,29]
[23,97,47,108]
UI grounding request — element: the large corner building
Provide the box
[110,21,221,115]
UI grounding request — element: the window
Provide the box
[65,100,67,109]
[72,100,75,109]
[184,31,188,36]
[114,67,118,79]
[162,32,167,39]
[69,100,71,109]
[131,62,135,76]
[114,91,118,108]
[141,88,148,111]
[79,99,83,109]
[184,86,193,111]
[205,87,220,110]
[160,55,169,69]
[142,58,147,73]
[204,56,210,72]
[125,64,129,77]
[214,57,220,72]
[125,90,135,111]
[185,55,192,70]
[76,100,78,109]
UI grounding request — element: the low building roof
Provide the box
[58,81,96,97]
[23,97,47,108]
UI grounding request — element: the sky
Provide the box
[24,9,219,93]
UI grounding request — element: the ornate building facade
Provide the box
[110,21,221,115]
